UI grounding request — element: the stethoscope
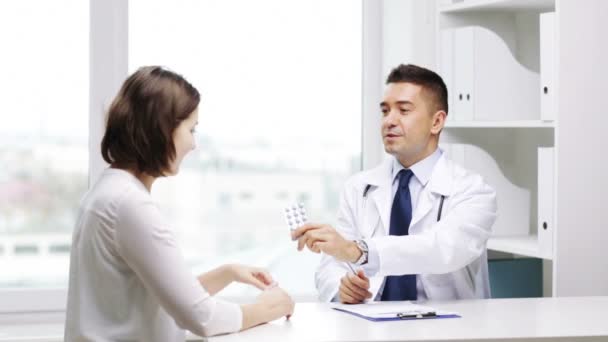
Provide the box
[363,185,446,222]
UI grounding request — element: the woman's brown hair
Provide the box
[101,66,200,177]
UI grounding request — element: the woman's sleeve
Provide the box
[114,195,242,337]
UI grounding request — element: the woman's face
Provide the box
[167,108,198,175]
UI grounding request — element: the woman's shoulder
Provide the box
[85,169,155,218]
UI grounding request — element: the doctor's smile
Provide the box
[383,132,403,140]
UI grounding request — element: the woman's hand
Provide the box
[255,286,295,320]
[198,264,274,295]
[241,286,295,330]
[229,264,276,290]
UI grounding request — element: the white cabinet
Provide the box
[436,0,608,297]
[437,1,555,261]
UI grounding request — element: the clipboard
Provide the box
[331,302,460,322]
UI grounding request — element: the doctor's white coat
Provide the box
[315,153,498,302]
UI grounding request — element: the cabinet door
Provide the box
[538,147,555,258]
[540,12,556,121]
[454,27,474,121]
[440,29,455,121]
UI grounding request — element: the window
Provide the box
[0,0,89,289]
[129,0,362,299]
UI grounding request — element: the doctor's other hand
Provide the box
[255,286,295,321]
[229,264,275,290]
[292,223,361,263]
[340,270,372,304]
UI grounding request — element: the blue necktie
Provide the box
[381,169,417,301]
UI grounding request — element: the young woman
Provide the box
[65,66,294,341]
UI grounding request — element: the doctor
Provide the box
[293,64,497,303]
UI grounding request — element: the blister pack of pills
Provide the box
[283,203,308,239]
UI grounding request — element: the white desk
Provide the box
[1,297,607,341]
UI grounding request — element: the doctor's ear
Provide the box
[430,110,446,135]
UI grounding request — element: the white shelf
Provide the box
[439,0,555,13]
[445,120,555,128]
[487,235,551,259]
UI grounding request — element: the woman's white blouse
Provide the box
[65,168,242,341]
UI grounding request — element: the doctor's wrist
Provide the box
[345,241,362,263]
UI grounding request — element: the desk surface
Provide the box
[1,297,607,342]
[207,297,608,342]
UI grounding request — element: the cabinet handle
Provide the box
[459,93,463,100]
[466,94,470,101]
[543,222,548,230]
[543,86,549,94]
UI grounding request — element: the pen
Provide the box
[397,311,437,319]
[344,262,357,275]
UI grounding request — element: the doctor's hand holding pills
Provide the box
[292,223,363,264]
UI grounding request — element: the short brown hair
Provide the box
[386,64,448,115]
[101,66,200,177]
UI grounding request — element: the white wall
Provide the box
[383,0,437,74]
[554,0,608,296]
[363,0,438,169]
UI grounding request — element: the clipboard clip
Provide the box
[396,311,437,319]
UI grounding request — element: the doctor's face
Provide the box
[167,108,198,175]
[380,82,443,166]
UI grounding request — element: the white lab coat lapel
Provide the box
[410,190,434,229]
[411,154,453,229]
[359,159,392,237]
[360,196,381,238]
[370,181,392,236]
